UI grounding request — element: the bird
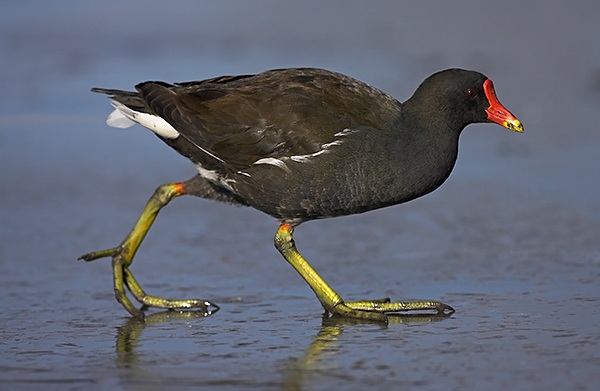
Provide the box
[79,67,523,322]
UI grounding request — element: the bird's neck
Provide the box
[379,110,462,204]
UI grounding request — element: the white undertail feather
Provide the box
[106,100,180,139]
[106,107,136,128]
[106,100,227,165]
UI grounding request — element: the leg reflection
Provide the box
[283,311,453,389]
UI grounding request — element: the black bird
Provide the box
[80,67,523,322]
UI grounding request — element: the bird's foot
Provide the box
[78,182,219,319]
[79,246,218,320]
[327,298,454,322]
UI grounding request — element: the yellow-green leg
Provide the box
[79,182,216,319]
[274,223,454,322]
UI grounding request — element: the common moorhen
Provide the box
[80,67,523,322]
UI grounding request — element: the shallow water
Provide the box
[1,1,599,390]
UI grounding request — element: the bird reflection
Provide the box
[114,309,451,388]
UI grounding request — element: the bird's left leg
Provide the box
[79,178,217,319]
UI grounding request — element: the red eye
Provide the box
[465,89,476,99]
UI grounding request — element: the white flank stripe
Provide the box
[253,157,290,172]
[107,100,180,139]
[195,164,234,191]
[321,140,343,149]
[289,127,359,163]
[334,128,360,137]
[290,149,328,163]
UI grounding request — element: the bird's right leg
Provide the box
[274,223,454,322]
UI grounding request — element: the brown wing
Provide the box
[135,68,400,171]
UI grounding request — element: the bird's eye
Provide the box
[465,89,476,99]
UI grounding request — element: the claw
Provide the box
[436,303,455,314]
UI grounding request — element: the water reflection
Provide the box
[115,310,215,368]
[114,310,451,388]
[282,313,452,389]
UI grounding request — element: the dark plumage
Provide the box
[82,67,523,321]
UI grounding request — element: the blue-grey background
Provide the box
[1,1,599,390]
